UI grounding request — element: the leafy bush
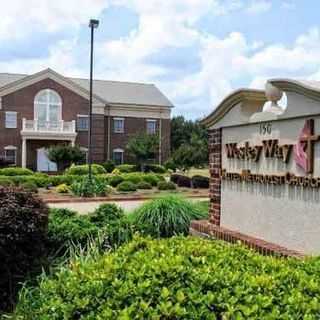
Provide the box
[111,168,121,175]
[48,175,77,186]
[102,160,115,173]
[123,172,143,184]
[117,181,137,192]
[56,184,69,193]
[48,208,99,252]
[32,173,50,187]
[70,176,109,197]
[89,203,125,227]
[164,158,177,171]
[171,174,192,188]
[108,174,124,187]
[137,181,152,189]
[0,167,33,176]
[15,236,320,319]
[65,164,106,176]
[20,181,38,193]
[134,195,206,237]
[145,164,166,173]
[192,175,209,188]
[157,181,176,190]
[116,164,137,173]
[142,173,160,186]
[0,187,48,312]
[0,176,15,187]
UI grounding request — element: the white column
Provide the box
[71,139,75,147]
[22,138,27,168]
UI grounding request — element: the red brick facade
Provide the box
[0,78,170,170]
[208,128,222,225]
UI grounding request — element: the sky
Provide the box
[1,0,320,119]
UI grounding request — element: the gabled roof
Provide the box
[0,69,174,108]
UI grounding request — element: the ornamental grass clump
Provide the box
[12,236,320,319]
[134,195,206,237]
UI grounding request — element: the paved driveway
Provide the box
[49,198,208,215]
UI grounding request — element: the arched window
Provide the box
[34,89,62,123]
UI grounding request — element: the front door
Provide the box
[37,148,57,172]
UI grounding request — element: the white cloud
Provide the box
[1,0,320,119]
[0,0,109,40]
[246,0,272,15]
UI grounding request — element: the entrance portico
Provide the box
[21,119,77,170]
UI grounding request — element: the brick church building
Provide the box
[0,69,172,171]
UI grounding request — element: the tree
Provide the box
[48,144,86,171]
[170,116,208,170]
[126,133,159,171]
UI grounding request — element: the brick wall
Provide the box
[208,128,222,226]
[109,117,170,164]
[0,77,171,167]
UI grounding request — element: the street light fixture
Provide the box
[88,19,99,183]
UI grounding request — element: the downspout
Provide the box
[159,109,162,165]
[107,105,111,160]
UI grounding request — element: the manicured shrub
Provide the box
[48,208,99,252]
[145,164,166,173]
[157,181,176,190]
[89,203,125,227]
[108,174,124,187]
[0,187,48,312]
[0,176,15,187]
[192,175,209,188]
[142,173,160,186]
[15,236,320,319]
[49,175,77,186]
[117,181,137,192]
[134,195,206,237]
[137,181,152,189]
[102,160,115,173]
[70,176,109,197]
[0,167,33,176]
[123,172,143,184]
[20,181,38,193]
[170,174,192,188]
[56,183,69,193]
[116,164,137,173]
[65,164,106,175]
[32,173,50,187]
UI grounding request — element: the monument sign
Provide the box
[199,79,320,255]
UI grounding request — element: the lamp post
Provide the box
[88,19,99,183]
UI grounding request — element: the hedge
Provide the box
[117,181,137,192]
[65,164,106,175]
[192,175,209,188]
[116,164,137,173]
[13,236,320,319]
[171,174,192,188]
[158,181,176,190]
[0,167,34,176]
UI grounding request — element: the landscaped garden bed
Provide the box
[0,164,209,202]
[1,187,319,319]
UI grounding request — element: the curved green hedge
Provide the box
[13,237,320,319]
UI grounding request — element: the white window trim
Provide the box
[34,89,62,122]
[4,145,17,165]
[5,111,17,128]
[77,114,89,131]
[113,148,124,164]
[113,117,124,133]
[146,119,157,134]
